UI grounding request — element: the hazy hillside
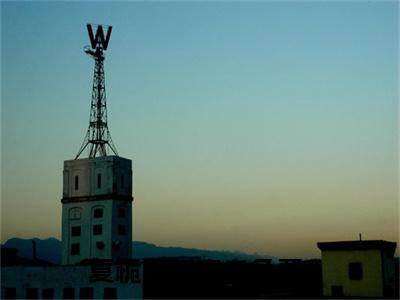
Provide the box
[133,241,278,262]
[3,238,62,264]
[2,238,278,264]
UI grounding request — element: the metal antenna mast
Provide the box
[75,24,118,159]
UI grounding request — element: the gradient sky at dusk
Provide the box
[2,1,398,258]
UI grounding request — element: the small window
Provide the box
[103,287,118,299]
[93,208,103,218]
[42,288,54,299]
[93,224,103,235]
[26,288,38,299]
[331,285,344,297]
[121,174,125,188]
[349,262,363,280]
[74,176,79,190]
[118,207,126,218]
[97,173,101,189]
[69,207,82,220]
[79,287,94,299]
[71,243,80,255]
[96,241,105,250]
[63,288,75,299]
[4,288,16,299]
[113,241,122,250]
[118,224,126,235]
[71,226,81,237]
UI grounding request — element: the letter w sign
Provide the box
[87,24,112,50]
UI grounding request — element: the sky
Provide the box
[1,1,398,258]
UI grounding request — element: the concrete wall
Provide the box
[321,249,383,297]
[1,264,142,299]
[63,156,132,198]
[61,156,133,265]
[382,251,397,297]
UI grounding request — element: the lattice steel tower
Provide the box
[75,24,118,159]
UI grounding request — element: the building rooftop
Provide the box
[317,240,397,255]
[1,247,55,267]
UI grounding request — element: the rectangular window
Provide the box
[94,208,103,218]
[71,226,81,237]
[93,224,103,235]
[4,288,16,299]
[349,262,363,280]
[63,288,75,299]
[26,288,38,299]
[118,224,126,235]
[96,241,105,250]
[121,174,125,188]
[118,207,126,218]
[74,176,79,190]
[331,285,344,297]
[42,288,54,299]
[79,287,94,299]
[97,173,101,189]
[71,243,80,255]
[103,287,118,299]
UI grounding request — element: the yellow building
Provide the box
[317,240,397,298]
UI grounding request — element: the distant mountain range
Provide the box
[2,238,279,264]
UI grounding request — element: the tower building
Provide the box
[61,156,133,264]
[61,24,133,265]
[2,24,142,299]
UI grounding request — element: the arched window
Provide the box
[69,207,82,220]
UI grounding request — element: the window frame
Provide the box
[79,287,94,299]
[74,176,79,190]
[71,226,81,237]
[93,224,103,235]
[97,173,101,189]
[4,287,17,299]
[93,208,103,218]
[348,262,363,280]
[118,224,126,235]
[103,287,118,299]
[69,207,82,220]
[42,288,54,300]
[331,285,344,297]
[62,288,75,300]
[26,288,38,299]
[118,207,126,218]
[71,243,80,256]
[121,173,125,189]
